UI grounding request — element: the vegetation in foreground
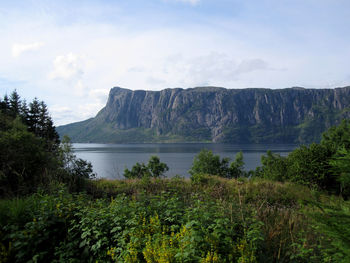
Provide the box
[1,178,349,262]
[1,90,350,262]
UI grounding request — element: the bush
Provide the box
[286,143,333,189]
[56,136,96,192]
[124,156,169,179]
[189,149,246,178]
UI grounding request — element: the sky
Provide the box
[1,0,350,125]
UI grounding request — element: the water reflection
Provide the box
[73,143,297,179]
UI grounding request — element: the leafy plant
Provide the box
[124,156,169,179]
[189,149,246,179]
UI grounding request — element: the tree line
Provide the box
[124,120,350,199]
[0,90,60,150]
[0,90,95,197]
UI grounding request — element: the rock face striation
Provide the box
[57,86,350,143]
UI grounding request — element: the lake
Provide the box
[73,143,297,179]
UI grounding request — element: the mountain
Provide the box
[57,86,350,143]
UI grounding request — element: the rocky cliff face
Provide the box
[57,86,350,143]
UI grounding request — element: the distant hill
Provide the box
[57,86,350,143]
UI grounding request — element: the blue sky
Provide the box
[1,0,350,125]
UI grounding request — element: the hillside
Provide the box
[57,86,350,143]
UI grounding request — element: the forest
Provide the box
[0,91,349,262]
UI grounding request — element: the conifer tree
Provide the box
[28,98,41,136]
[0,94,10,114]
[20,99,29,125]
[9,90,21,117]
[38,101,49,137]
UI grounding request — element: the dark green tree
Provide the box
[229,151,245,178]
[124,162,150,179]
[38,101,49,137]
[0,117,54,196]
[329,147,350,198]
[124,156,169,179]
[26,98,60,149]
[37,101,60,149]
[321,119,350,152]
[255,150,287,181]
[0,90,89,195]
[189,149,230,177]
[28,97,41,135]
[9,90,21,118]
[0,94,10,115]
[255,121,350,195]
[286,143,332,189]
[189,149,245,178]
[147,156,169,177]
[56,136,96,192]
[20,99,29,125]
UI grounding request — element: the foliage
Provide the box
[229,151,245,178]
[0,117,55,196]
[321,119,350,153]
[124,156,169,179]
[0,91,94,196]
[0,90,60,149]
[286,143,333,189]
[255,120,350,197]
[329,147,350,198]
[189,149,246,178]
[255,150,288,181]
[1,178,349,262]
[56,136,96,192]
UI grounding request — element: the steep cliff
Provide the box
[57,86,350,143]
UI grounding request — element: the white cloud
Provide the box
[51,102,104,126]
[12,42,45,57]
[156,53,270,88]
[74,80,86,96]
[88,88,109,103]
[78,103,105,118]
[49,53,86,80]
[235,59,268,74]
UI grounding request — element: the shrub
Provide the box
[124,156,169,179]
[189,149,246,178]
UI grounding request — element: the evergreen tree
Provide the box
[38,101,49,137]
[38,101,60,148]
[0,94,10,114]
[43,117,60,151]
[9,90,21,118]
[20,99,29,125]
[28,98,41,136]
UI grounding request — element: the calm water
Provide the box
[73,143,297,179]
